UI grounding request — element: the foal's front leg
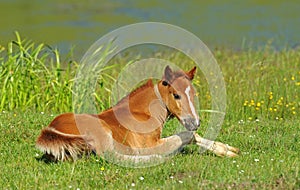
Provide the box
[156,131,195,156]
[194,133,240,157]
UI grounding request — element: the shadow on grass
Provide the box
[35,151,98,164]
[35,154,59,164]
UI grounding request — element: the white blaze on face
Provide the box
[185,86,199,125]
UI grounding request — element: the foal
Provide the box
[36,66,239,163]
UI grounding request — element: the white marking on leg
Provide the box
[185,86,199,125]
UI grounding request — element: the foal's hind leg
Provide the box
[194,133,240,157]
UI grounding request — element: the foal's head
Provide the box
[159,66,200,131]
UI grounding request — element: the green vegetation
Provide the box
[0,32,76,112]
[0,34,299,189]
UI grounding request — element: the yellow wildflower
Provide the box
[194,80,200,85]
[277,99,282,106]
[0,45,5,51]
[291,76,295,81]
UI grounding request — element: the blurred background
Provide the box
[1,0,300,56]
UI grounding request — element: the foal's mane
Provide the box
[113,70,188,107]
[114,79,155,106]
[130,79,154,96]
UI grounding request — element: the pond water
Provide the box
[1,0,299,55]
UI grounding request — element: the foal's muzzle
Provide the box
[182,118,200,131]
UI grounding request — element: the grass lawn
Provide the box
[0,111,298,189]
[0,36,299,189]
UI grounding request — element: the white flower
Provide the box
[131,183,135,187]
[254,158,259,162]
[178,180,183,184]
[139,176,144,181]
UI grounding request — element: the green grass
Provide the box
[0,34,299,189]
[0,111,298,189]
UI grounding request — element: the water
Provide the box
[1,0,299,56]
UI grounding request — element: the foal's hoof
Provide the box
[193,133,240,157]
[211,141,240,157]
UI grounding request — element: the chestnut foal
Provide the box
[36,66,239,164]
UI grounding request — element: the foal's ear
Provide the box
[186,66,197,80]
[164,65,173,83]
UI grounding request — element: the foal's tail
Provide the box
[36,127,92,161]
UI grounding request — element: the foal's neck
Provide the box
[115,80,168,126]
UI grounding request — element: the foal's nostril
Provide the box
[182,118,200,131]
[192,119,200,130]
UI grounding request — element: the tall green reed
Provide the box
[0,32,119,113]
[0,32,76,113]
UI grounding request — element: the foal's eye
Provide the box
[173,94,181,100]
